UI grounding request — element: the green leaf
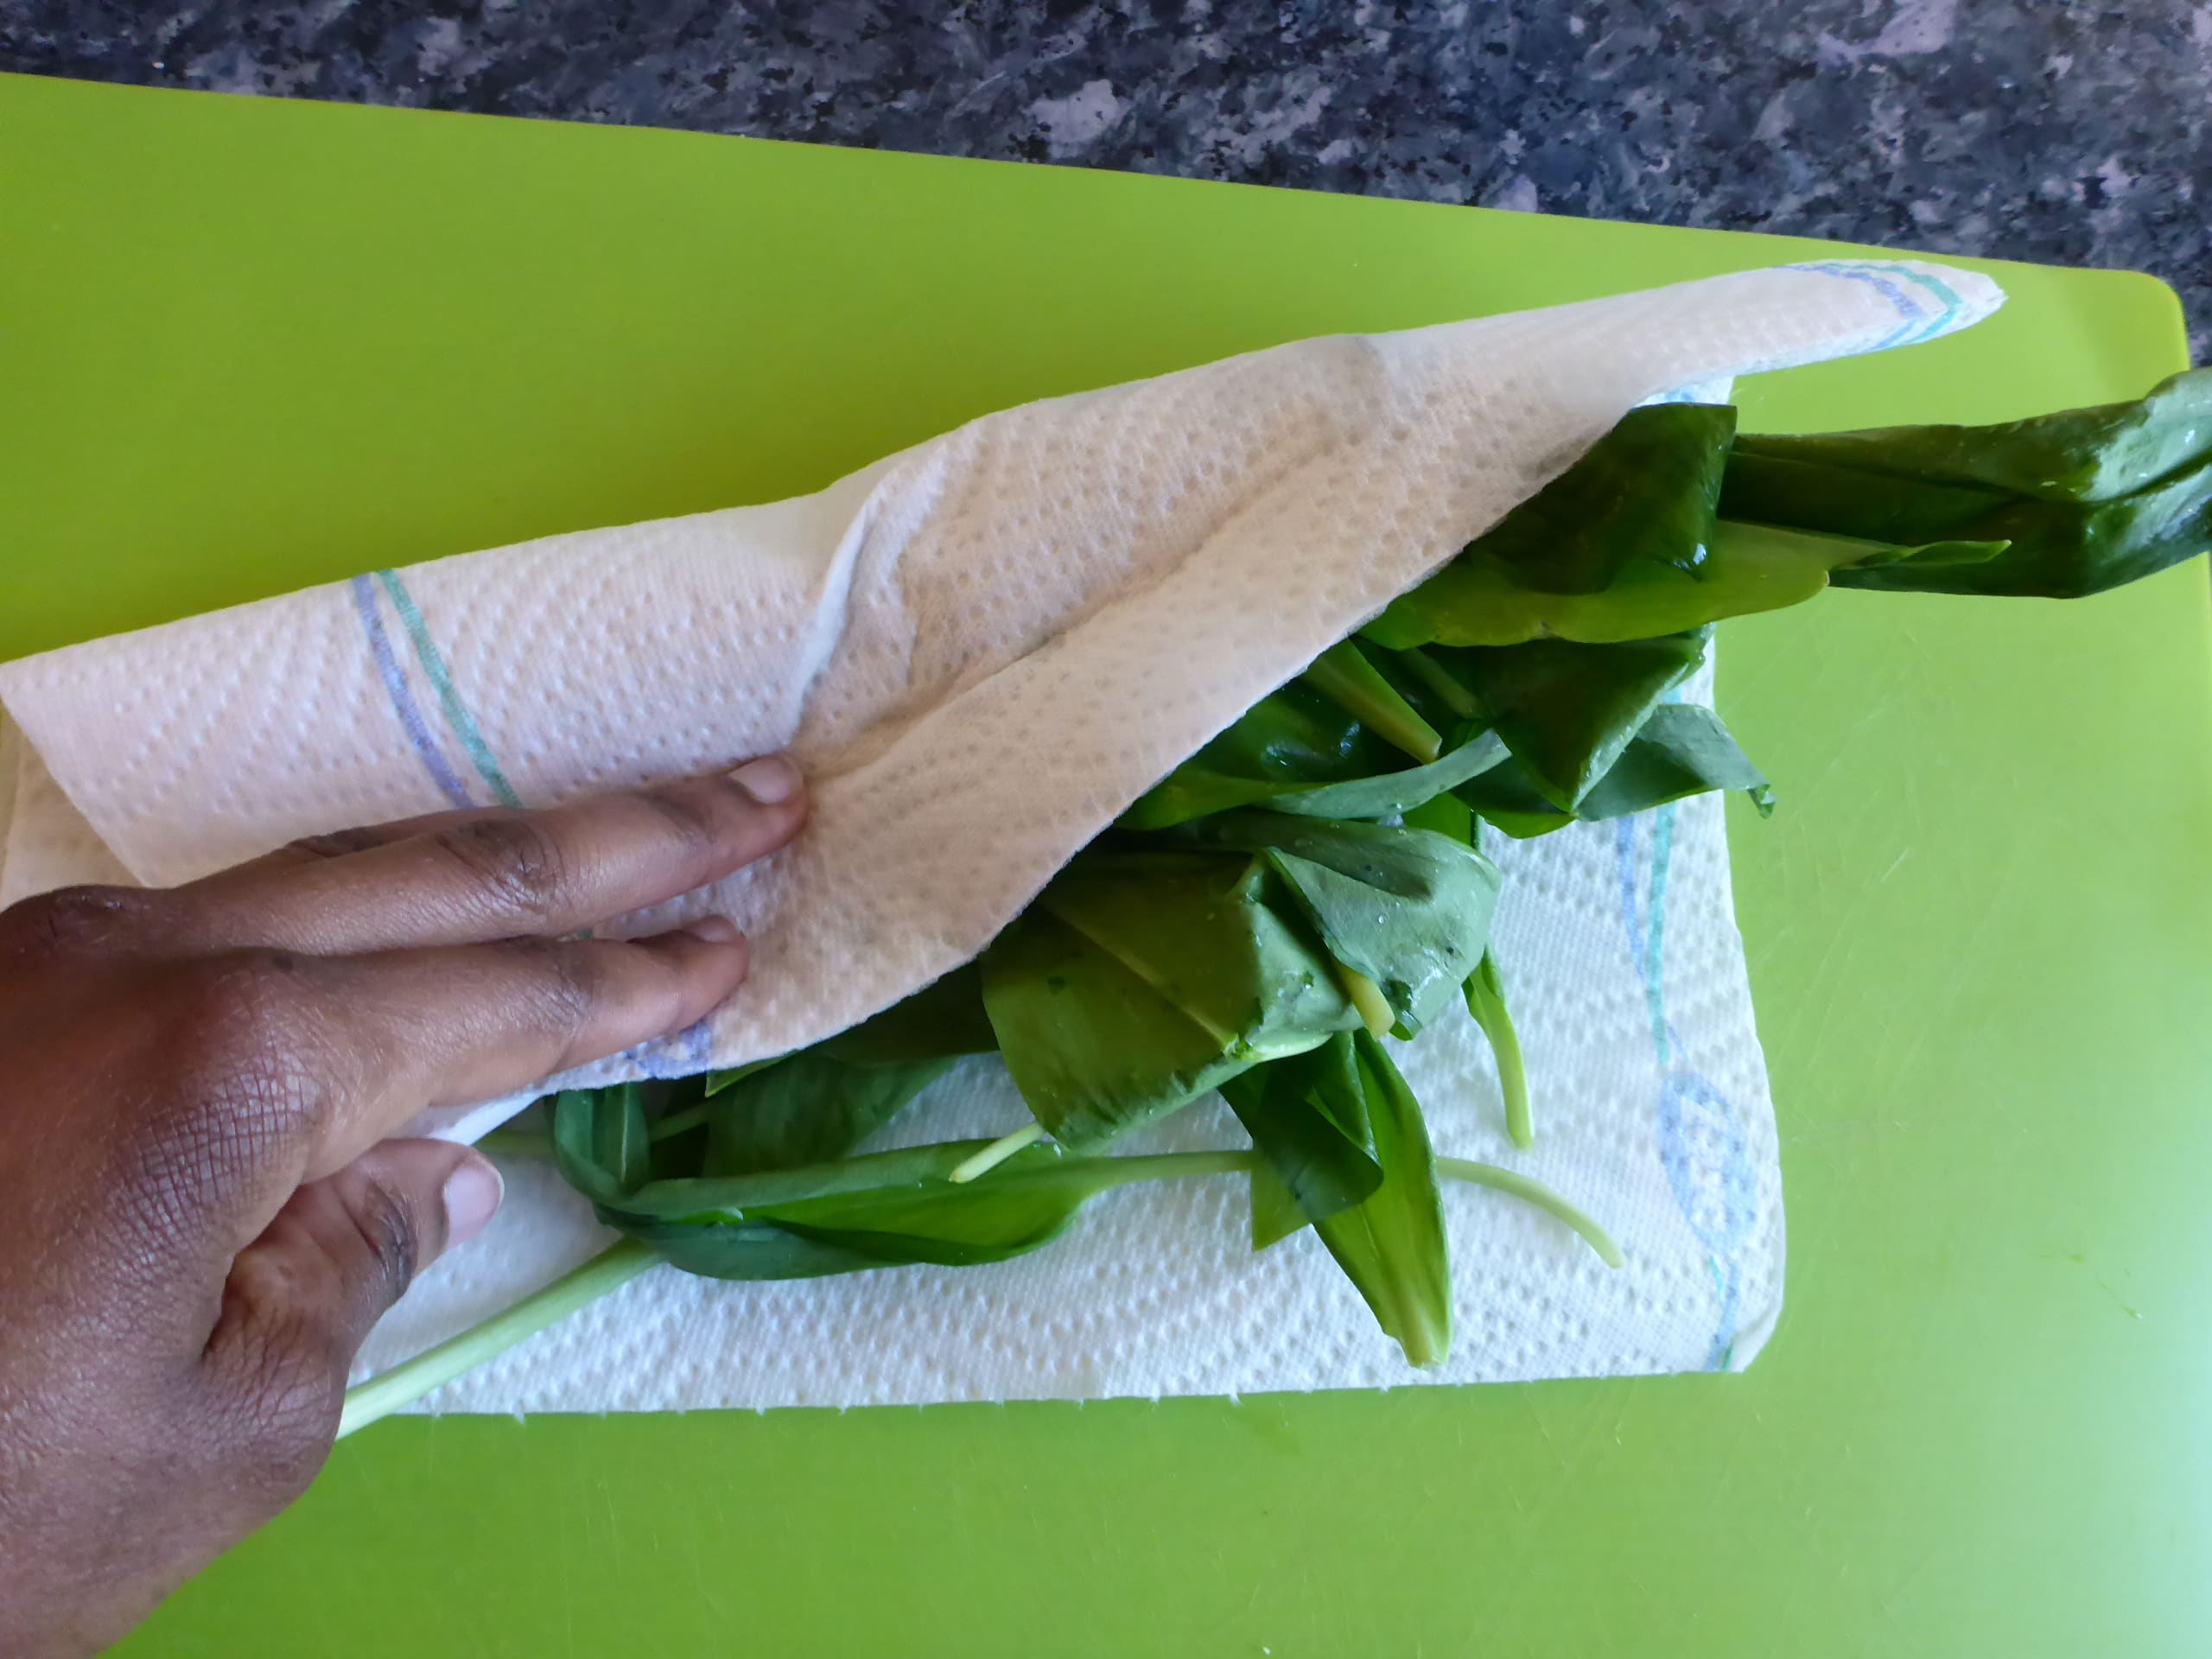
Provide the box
[551,1084,650,1204]
[1219,1033,1380,1247]
[702,1059,776,1096]
[1266,728,1510,820]
[1575,702,1771,819]
[1122,690,1502,832]
[1458,631,1710,810]
[1364,382,2211,645]
[701,1052,958,1177]
[820,964,998,1066]
[1469,402,1738,594]
[599,1141,988,1222]
[1364,516,1849,648]
[1365,404,1755,646]
[598,1142,1253,1281]
[1726,369,2212,597]
[1452,701,1769,837]
[688,969,993,1125]
[1246,1158,1309,1255]
[1446,757,1575,838]
[980,817,1497,1145]
[621,1217,891,1281]
[1118,678,1414,830]
[1310,1032,1452,1368]
[1400,790,1475,842]
[1181,814,1502,1037]
[981,852,1357,1148]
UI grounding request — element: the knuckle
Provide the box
[0,882,163,959]
[501,936,607,1041]
[174,950,320,1067]
[281,824,389,860]
[637,780,730,852]
[434,816,574,922]
[145,953,334,1158]
[343,1174,424,1304]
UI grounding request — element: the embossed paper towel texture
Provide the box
[0,262,2000,1405]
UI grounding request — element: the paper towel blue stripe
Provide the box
[1643,802,1676,1065]
[1618,809,1758,1370]
[374,569,524,810]
[350,575,475,809]
[1790,260,1964,349]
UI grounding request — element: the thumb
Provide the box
[206,1140,503,1452]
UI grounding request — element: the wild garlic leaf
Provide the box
[1118,678,1413,830]
[1363,377,2212,643]
[570,1135,1252,1281]
[1469,402,1737,594]
[551,1084,652,1205]
[1727,368,2212,596]
[1456,630,1711,810]
[981,851,1356,1149]
[1265,728,1510,820]
[1363,519,1847,648]
[701,1052,957,1177]
[1576,703,1771,819]
[1454,702,1770,838]
[1179,814,1502,1036]
[819,964,999,1066]
[1220,1033,1380,1247]
[1309,1032,1452,1368]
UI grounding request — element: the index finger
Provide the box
[165,757,807,956]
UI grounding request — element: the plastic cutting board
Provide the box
[3,73,2209,1659]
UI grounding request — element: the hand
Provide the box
[0,759,807,1656]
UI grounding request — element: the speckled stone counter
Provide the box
[3,2,2206,359]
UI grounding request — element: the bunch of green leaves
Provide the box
[342,372,2210,1433]
[1729,368,2212,597]
[1370,369,2212,650]
[549,811,1530,1284]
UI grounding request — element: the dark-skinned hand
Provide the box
[0,757,806,1656]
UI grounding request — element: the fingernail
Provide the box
[442,1158,504,1250]
[679,914,742,944]
[728,753,803,805]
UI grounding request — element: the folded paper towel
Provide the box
[357,679,1793,1408]
[0,260,2001,1407]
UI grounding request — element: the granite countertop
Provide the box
[3,1,2206,360]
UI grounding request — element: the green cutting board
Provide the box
[5,73,2209,1659]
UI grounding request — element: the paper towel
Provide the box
[357,666,1787,1407]
[0,260,2000,1403]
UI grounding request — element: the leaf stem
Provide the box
[1706,517,1902,569]
[345,1147,1264,1433]
[650,1102,710,1143]
[1333,963,1397,1039]
[1081,1148,1258,1186]
[336,1239,660,1438]
[1389,645,1481,721]
[948,1122,1045,1184]
[1463,954,1532,1148]
[1301,641,1444,763]
[1436,1157,1622,1268]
